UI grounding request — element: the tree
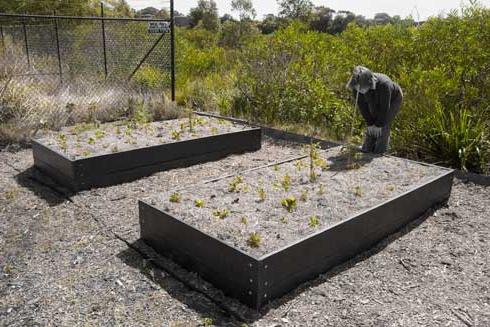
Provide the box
[309,6,335,32]
[329,10,356,34]
[374,13,392,25]
[231,0,256,21]
[277,0,313,21]
[258,14,282,34]
[220,14,235,24]
[189,0,220,32]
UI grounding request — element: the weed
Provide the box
[294,160,306,171]
[256,187,266,202]
[213,208,230,219]
[353,186,363,197]
[241,216,248,225]
[169,192,182,203]
[228,176,244,193]
[281,196,297,213]
[71,123,96,134]
[187,109,194,132]
[87,136,95,145]
[115,126,121,135]
[4,188,19,200]
[202,318,214,326]
[197,117,207,125]
[210,127,219,135]
[308,215,320,228]
[111,145,119,153]
[281,174,291,191]
[194,199,205,208]
[125,127,133,137]
[273,164,280,171]
[247,232,261,248]
[280,216,288,224]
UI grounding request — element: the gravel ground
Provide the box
[1,139,489,326]
[150,147,444,257]
[36,116,247,160]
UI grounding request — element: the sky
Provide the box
[126,0,490,20]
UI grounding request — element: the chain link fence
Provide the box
[0,6,177,143]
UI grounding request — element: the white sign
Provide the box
[148,21,171,34]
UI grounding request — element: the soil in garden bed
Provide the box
[146,146,447,257]
[35,116,249,160]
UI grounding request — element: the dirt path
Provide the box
[1,141,489,326]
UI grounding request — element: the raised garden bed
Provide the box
[32,116,261,191]
[139,145,454,309]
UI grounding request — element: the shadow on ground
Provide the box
[15,167,72,206]
[117,202,445,324]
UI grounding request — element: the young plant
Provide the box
[228,176,244,193]
[213,208,230,219]
[210,127,219,135]
[308,215,320,228]
[281,174,291,191]
[171,130,181,140]
[309,142,321,182]
[111,145,119,153]
[87,136,95,145]
[281,196,297,213]
[187,109,194,133]
[294,160,306,171]
[300,189,308,202]
[57,134,67,151]
[194,199,205,208]
[94,130,105,140]
[317,184,326,196]
[256,187,266,202]
[280,216,288,224]
[240,216,248,225]
[353,186,363,197]
[247,232,262,248]
[169,192,182,203]
[386,185,395,192]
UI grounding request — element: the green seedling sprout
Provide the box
[257,187,266,202]
[317,184,326,195]
[294,160,306,171]
[82,150,91,157]
[210,127,219,135]
[309,142,321,182]
[241,216,248,225]
[57,134,67,151]
[194,199,205,208]
[213,208,230,219]
[111,145,119,153]
[281,196,297,213]
[273,164,280,171]
[228,176,244,193]
[353,186,363,197]
[247,232,262,248]
[281,174,291,191]
[387,185,395,192]
[300,189,308,202]
[308,215,320,228]
[202,318,214,326]
[280,216,288,224]
[87,137,95,145]
[169,192,182,203]
[94,130,105,140]
[171,130,181,140]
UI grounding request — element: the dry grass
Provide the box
[0,42,182,145]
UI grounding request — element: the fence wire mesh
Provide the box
[0,11,175,139]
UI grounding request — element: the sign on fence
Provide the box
[148,21,171,34]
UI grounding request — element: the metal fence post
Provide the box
[170,0,176,101]
[53,11,63,84]
[22,17,30,68]
[101,2,108,79]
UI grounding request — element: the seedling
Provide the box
[171,130,181,140]
[202,318,214,326]
[115,126,121,135]
[187,109,194,132]
[317,184,326,195]
[179,122,186,131]
[247,232,262,248]
[57,134,67,151]
[94,130,105,140]
[228,176,244,193]
[294,160,306,171]
[111,145,119,153]
[213,208,230,219]
[300,189,308,202]
[256,187,266,202]
[124,127,133,137]
[314,157,330,171]
[281,196,297,213]
[341,144,362,170]
[308,215,320,228]
[280,216,288,224]
[273,164,280,171]
[197,117,207,126]
[194,199,205,208]
[387,185,395,192]
[281,174,291,191]
[82,150,91,157]
[210,127,219,135]
[169,192,182,203]
[87,137,95,145]
[353,186,363,197]
[240,217,248,225]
